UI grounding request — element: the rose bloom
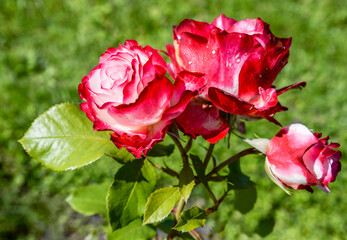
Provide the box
[167,14,306,127]
[79,40,196,158]
[246,124,342,193]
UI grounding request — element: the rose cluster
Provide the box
[79,14,341,192]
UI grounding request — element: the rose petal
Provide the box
[108,76,174,129]
[208,87,255,115]
[111,120,171,158]
[176,99,229,143]
[267,124,320,189]
[212,14,237,32]
[251,88,278,111]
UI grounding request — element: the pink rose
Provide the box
[79,40,196,158]
[166,14,306,125]
[246,124,341,193]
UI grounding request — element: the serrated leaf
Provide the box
[227,159,254,190]
[106,148,134,164]
[143,186,180,225]
[147,144,175,157]
[107,159,156,230]
[156,219,195,240]
[66,182,110,217]
[174,207,207,232]
[178,162,195,202]
[234,186,257,214]
[19,103,120,171]
[107,219,156,240]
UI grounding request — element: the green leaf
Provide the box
[234,186,257,214]
[66,182,110,217]
[143,186,180,225]
[107,219,156,240]
[255,215,275,237]
[19,103,120,171]
[178,162,195,202]
[227,159,254,190]
[147,144,175,157]
[107,159,157,230]
[190,154,207,186]
[174,207,207,232]
[106,148,134,164]
[156,219,195,240]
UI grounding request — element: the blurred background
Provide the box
[1,0,346,239]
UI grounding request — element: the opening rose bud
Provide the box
[166,14,306,125]
[245,123,342,193]
[78,40,196,158]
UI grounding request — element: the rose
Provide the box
[175,96,229,144]
[166,14,306,125]
[245,124,342,193]
[79,40,196,158]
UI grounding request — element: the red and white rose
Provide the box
[79,40,196,158]
[167,14,306,126]
[245,123,341,193]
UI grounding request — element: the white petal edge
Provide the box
[264,157,292,195]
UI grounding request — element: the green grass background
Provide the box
[1,0,346,239]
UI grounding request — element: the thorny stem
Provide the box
[184,137,193,152]
[203,143,215,168]
[206,148,259,179]
[204,183,218,206]
[169,134,188,163]
[163,131,260,239]
[175,197,186,221]
[188,230,203,240]
[166,197,186,240]
[205,190,229,214]
[147,159,179,178]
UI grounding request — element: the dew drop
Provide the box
[188,61,192,65]
[239,34,242,38]
[259,74,263,79]
[212,50,216,54]
[236,58,241,63]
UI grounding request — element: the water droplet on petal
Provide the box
[239,34,242,38]
[212,50,216,54]
[188,61,192,65]
[259,74,263,79]
[236,59,241,63]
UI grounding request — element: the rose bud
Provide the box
[245,123,341,193]
[166,14,306,126]
[79,40,196,158]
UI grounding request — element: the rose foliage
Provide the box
[20,14,342,239]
